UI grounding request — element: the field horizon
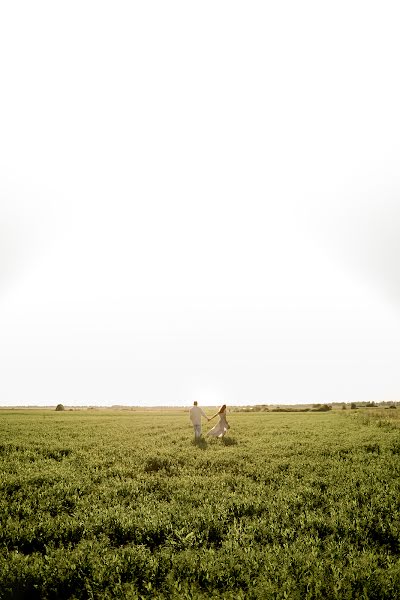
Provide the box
[1,400,397,411]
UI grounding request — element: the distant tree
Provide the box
[342,404,347,410]
[55,404,65,412]
[350,402,357,410]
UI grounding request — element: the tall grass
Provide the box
[0,409,399,599]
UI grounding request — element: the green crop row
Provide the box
[0,409,399,599]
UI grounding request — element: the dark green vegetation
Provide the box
[1,409,400,599]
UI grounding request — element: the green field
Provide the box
[1,408,400,599]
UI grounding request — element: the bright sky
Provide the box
[1,1,400,407]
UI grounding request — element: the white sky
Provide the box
[1,1,400,406]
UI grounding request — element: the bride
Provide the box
[207,404,230,438]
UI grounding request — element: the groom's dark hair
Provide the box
[193,401,198,406]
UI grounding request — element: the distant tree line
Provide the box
[232,401,398,413]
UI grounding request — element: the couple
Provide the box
[189,401,230,440]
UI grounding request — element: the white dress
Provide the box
[207,410,230,437]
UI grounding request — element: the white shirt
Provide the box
[189,405,207,425]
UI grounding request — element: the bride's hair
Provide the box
[219,404,226,413]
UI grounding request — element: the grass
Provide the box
[0,408,400,599]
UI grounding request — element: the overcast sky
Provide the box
[1,1,400,406]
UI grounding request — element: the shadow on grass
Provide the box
[221,436,237,446]
[191,436,238,449]
[192,437,208,450]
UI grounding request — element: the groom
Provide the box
[189,401,210,440]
